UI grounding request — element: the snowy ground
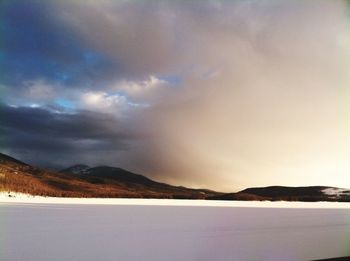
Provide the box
[1,193,350,261]
[322,187,350,198]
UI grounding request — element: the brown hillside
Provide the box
[0,153,218,199]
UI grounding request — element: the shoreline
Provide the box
[1,192,350,208]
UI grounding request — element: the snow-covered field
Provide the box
[1,193,350,261]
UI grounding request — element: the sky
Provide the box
[1,0,350,192]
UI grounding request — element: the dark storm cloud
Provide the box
[0,103,134,168]
[0,0,119,88]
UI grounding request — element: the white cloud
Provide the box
[29,103,41,108]
[81,91,129,114]
[112,75,169,103]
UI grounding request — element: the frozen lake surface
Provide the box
[1,199,350,261]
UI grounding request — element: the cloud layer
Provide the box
[1,0,350,191]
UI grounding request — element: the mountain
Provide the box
[0,152,28,166]
[209,186,350,202]
[0,152,219,199]
[60,164,90,175]
[61,165,216,198]
[64,165,176,187]
[1,152,350,202]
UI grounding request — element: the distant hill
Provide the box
[209,186,350,202]
[59,164,90,175]
[0,152,28,166]
[0,152,219,199]
[61,165,216,198]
